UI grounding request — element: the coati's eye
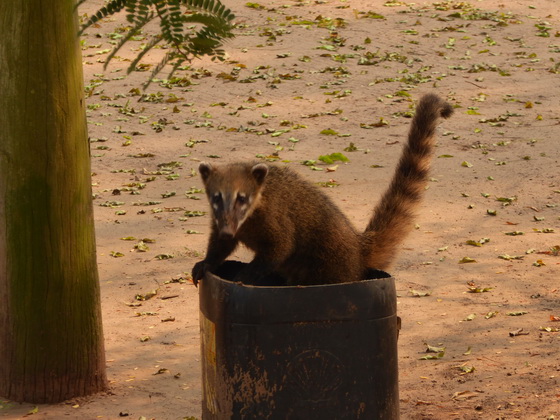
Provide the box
[212,192,223,206]
[236,193,247,205]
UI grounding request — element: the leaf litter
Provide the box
[69,0,560,419]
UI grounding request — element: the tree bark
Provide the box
[0,1,108,403]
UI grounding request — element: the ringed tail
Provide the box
[363,93,454,270]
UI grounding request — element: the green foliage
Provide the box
[318,152,349,164]
[79,0,235,86]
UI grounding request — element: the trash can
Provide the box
[199,261,400,419]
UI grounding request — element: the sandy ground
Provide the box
[2,0,560,419]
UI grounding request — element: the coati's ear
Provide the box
[251,163,269,185]
[199,162,213,182]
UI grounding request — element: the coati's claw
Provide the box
[191,260,207,287]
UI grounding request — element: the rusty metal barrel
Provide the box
[199,261,400,419]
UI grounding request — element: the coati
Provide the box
[192,94,453,286]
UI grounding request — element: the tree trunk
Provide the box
[0,1,108,403]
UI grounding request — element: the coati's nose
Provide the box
[220,224,236,237]
[219,217,238,237]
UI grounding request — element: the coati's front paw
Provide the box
[192,260,212,287]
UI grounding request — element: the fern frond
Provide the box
[126,0,152,26]
[167,1,185,39]
[155,1,184,44]
[142,50,179,90]
[80,0,236,88]
[103,12,156,70]
[166,57,188,81]
[78,0,127,34]
[182,0,235,22]
[126,34,163,74]
[183,13,234,38]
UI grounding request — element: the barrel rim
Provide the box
[206,260,393,289]
[200,261,398,323]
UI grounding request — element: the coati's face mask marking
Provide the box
[199,162,268,237]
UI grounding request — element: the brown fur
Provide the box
[192,94,453,286]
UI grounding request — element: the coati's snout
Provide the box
[209,190,249,237]
[199,162,269,237]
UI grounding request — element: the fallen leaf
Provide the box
[509,328,529,337]
[464,313,476,321]
[457,364,475,374]
[498,254,524,261]
[318,152,349,164]
[135,289,158,301]
[485,311,498,319]
[155,253,174,260]
[466,238,490,247]
[507,311,528,316]
[161,317,176,322]
[135,311,158,317]
[420,351,445,360]
[467,286,492,293]
[320,128,339,136]
[425,344,445,353]
[452,390,480,401]
[410,289,431,297]
[539,326,560,332]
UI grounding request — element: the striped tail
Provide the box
[362,94,453,270]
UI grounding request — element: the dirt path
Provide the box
[2,0,559,419]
